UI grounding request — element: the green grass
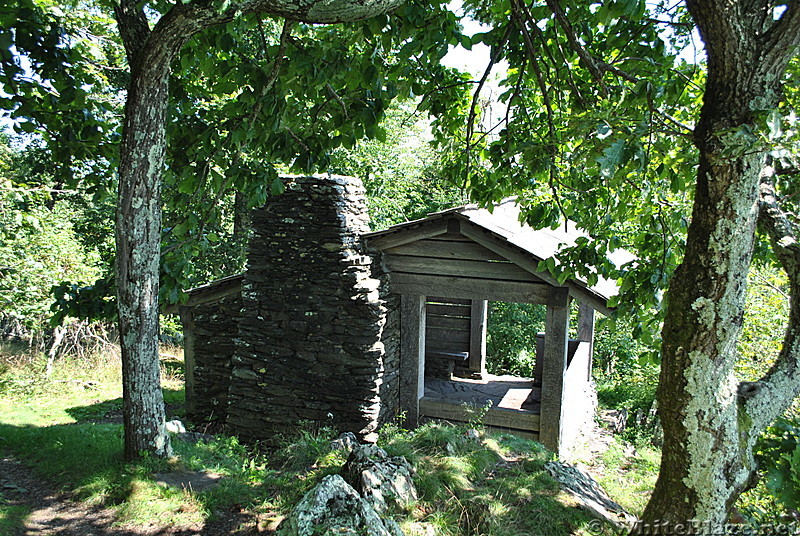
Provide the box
[1,346,624,535]
[379,422,613,536]
[0,493,30,536]
[584,437,660,516]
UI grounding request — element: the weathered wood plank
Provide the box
[386,240,506,261]
[400,294,426,426]
[389,273,551,304]
[366,220,449,250]
[539,287,570,455]
[428,296,472,306]
[469,300,488,374]
[184,275,243,308]
[427,315,471,331]
[419,397,541,431]
[385,254,542,282]
[458,222,613,315]
[577,303,595,342]
[426,337,470,354]
[426,326,471,344]
[426,303,471,316]
[427,232,475,242]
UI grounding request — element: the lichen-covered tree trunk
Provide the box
[116,47,178,461]
[640,0,800,528]
[113,0,405,460]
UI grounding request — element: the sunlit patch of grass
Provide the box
[1,345,631,535]
[588,437,660,516]
[380,422,611,536]
[0,491,30,535]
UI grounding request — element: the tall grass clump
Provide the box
[379,421,610,536]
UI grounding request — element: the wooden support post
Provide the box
[469,300,488,376]
[577,303,596,381]
[179,306,196,417]
[400,293,426,426]
[539,287,570,455]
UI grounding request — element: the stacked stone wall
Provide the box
[187,292,242,422]
[376,289,400,425]
[225,175,392,442]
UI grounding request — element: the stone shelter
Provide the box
[177,174,626,456]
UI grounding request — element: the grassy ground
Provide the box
[0,342,643,535]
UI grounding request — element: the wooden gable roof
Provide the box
[363,199,632,315]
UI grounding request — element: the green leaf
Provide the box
[766,109,782,141]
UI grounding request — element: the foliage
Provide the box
[583,436,660,516]
[0,135,112,336]
[430,0,701,349]
[379,421,609,536]
[0,346,621,535]
[0,0,123,195]
[329,101,466,230]
[596,367,659,446]
[1,0,473,304]
[486,302,545,377]
[594,316,654,377]
[751,412,800,516]
[0,190,103,336]
[736,265,790,382]
[156,1,471,299]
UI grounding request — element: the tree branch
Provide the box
[543,0,608,95]
[760,0,800,75]
[464,23,512,183]
[747,167,800,431]
[113,0,151,63]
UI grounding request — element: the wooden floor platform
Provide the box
[420,374,541,437]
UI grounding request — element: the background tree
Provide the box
[439,0,800,526]
[1,0,469,459]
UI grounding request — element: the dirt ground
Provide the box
[0,456,261,535]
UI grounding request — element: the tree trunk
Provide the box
[641,0,800,528]
[112,0,405,459]
[116,52,175,461]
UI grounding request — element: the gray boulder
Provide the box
[342,444,417,515]
[277,474,402,536]
[545,461,637,530]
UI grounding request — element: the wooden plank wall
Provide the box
[384,233,544,284]
[419,398,540,438]
[425,297,471,356]
[384,232,551,304]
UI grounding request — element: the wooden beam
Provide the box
[576,303,595,381]
[427,315,471,331]
[184,276,243,307]
[400,294,426,426]
[459,222,614,315]
[426,338,470,354]
[179,306,196,417]
[419,397,540,431]
[384,255,541,282]
[385,239,506,261]
[366,219,449,250]
[426,303,471,317]
[577,303,595,342]
[469,300,488,375]
[426,326,471,344]
[539,287,571,455]
[428,296,472,305]
[390,273,550,304]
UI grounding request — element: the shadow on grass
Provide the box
[0,389,261,535]
[64,387,186,424]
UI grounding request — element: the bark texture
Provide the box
[113,0,404,460]
[640,0,800,528]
